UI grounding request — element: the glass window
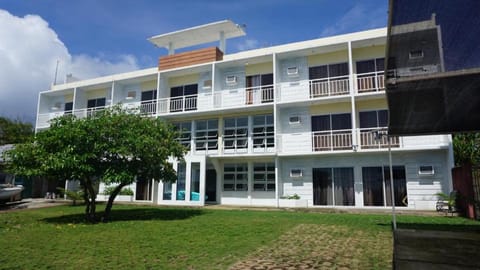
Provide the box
[253,163,275,191]
[190,163,200,201]
[359,110,389,128]
[173,122,191,150]
[223,164,248,191]
[176,163,186,201]
[195,119,218,151]
[253,114,275,149]
[224,117,248,151]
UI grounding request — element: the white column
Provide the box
[248,161,253,205]
[348,41,358,149]
[168,42,174,55]
[219,31,226,53]
[199,159,206,206]
[275,156,280,208]
[186,161,192,201]
[248,116,253,154]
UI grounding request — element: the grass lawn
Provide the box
[0,204,479,270]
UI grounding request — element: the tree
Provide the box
[0,117,33,145]
[4,107,185,222]
[453,133,480,166]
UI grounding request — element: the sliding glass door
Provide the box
[362,166,408,206]
[313,167,354,206]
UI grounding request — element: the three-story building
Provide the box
[36,21,453,210]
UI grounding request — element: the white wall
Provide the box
[279,149,451,210]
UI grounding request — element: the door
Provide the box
[313,168,332,205]
[205,169,217,202]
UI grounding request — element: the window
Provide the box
[309,62,349,80]
[356,58,385,92]
[87,97,106,109]
[312,113,352,132]
[176,163,186,201]
[87,98,106,116]
[195,119,218,151]
[359,110,388,128]
[253,163,275,191]
[223,164,248,191]
[141,90,157,115]
[313,167,355,206]
[246,73,274,104]
[362,166,408,207]
[253,114,274,149]
[224,117,248,151]
[163,181,172,200]
[173,122,191,150]
[170,84,198,112]
[356,58,385,74]
[64,102,73,114]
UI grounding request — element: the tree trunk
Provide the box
[102,182,128,223]
[83,178,98,223]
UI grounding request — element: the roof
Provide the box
[147,20,246,50]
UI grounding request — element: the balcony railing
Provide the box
[309,76,350,98]
[312,129,353,151]
[214,84,274,109]
[158,94,198,114]
[71,106,106,118]
[358,128,400,149]
[140,100,157,115]
[356,71,385,93]
[245,85,274,105]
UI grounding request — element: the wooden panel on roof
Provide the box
[159,47,223,71]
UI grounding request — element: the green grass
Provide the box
[0,204,479,270]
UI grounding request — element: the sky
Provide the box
[0,0,388,123]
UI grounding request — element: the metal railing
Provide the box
[309,76,350,98]
[158,94,198,114]
[245,84,274,105]
[312,129,353,151]
[358,128,400,149]
[356,71,385,93]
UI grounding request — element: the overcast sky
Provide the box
[0,0,387,123]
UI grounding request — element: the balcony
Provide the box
[312,129,353,151]
[158,94,198,114]
[214,85,274,109]
[355,71,385,93]
[310,76,350,98]
[358,128,400,149]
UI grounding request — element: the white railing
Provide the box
[72,106,106,118]
[356,72,385,93]
[157,94,198,114]
[309,76,350,98]
[312,129,353,151]
[214,85,274,109]
[245,85,274,105]
[139,100,157,115]
[357,128,400,149]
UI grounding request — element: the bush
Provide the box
[103,186,134,196]
[57,187,83,206]
[280,194,301,200]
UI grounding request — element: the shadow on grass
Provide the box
[376,221,480,233]
[42,207,205,224]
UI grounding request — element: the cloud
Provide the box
[236,39,260,51]
[320,4,387,37]
[0,9,139,123]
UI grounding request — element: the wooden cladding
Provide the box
[159,47,223,71]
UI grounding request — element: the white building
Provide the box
[36,21,453,210]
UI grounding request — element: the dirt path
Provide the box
[229,224,392,270]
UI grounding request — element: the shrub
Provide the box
[103,186,134,196]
